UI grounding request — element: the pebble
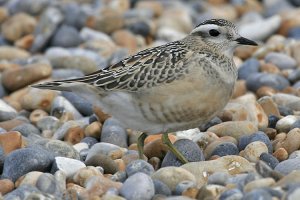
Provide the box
[0,131,23,154]
[36,173,63,198]
[260,152,279,169]
[120,172,154,200]
[29,109,49,125]
[51,157,86,178]
[273,148,289,161]
[50,25,82,47]
[246,73,290,92]
[126,159,155,176]
[2,147,54,182]
[219,188,243,200]
[85,142,126,161]
[272,93,300,111]
[85,154,118,174]
[237,58,260,80]
[81,136,98,148]
[51,96,83,120]
[207,121,258,139]
[243,141,269,163]
[242,188,272,200]
[61,91,94,116]
[33,139,80,159]
[161,139,204,167]
[0,46,30,60]
[210,142,239,157]
[101,118,128,148]
[207,172,229,186]
[238,131,273,153]
[1,13,36,42]
[153,179,172,196]
[0,99,17,121]
[265,52,297,70]
[181,156,254,187]
[30,7,64,53]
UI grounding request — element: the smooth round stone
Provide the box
[268,115,279,129]
[211,142,239,157]
[85,154,118,174]
[182,156,254,187]
[260,153,279,169]
[120,172,155,200]
[174,180,196,195]
[36,116,60,132]
[51,96,83,120]
[12,123,41,137]
[73,142,89,153]
[64,126,85,145]
[239,15,281,41]
[272,93,300,111]
[80,136,98,148]
[265,52,297,70]
[126,159,155,177]
[288,27,300,39]
[79,148,88,161]
[289,150,300,159]
[0,131,23,154]
[33,139,80,159]
[2,147,54,182]
[207,172,229,186]
[62,3,87,29]
[243,141,269,163]
[51,157,86,178]
[0,179,14,195]
[30,7,64,53]
[85,142,126,161]
[50,25,82,47]
[7,0,50,15]
[36,173,62,198]
[278,106,293,116]
[73,166,103,186]
[80,27,112,42]
[3,184,47,199]
[110,171,127,183]
[85,121,102,138]
[237,58,260,80]
[289,69,300,83]
[0,46,30,60]
[161,139,204,167]
[199,117,222,132]
[243,188,272,200]
[0,99,17,121]
[153,179,171,196]
[207,121,258,139]
[238,131,272,153]
[244,177,275,193]
[275,158,300,175]
[52,68,84,80]
[246,73,289,92]
[61,91,93,116]
[151,167,196,191]
[276,115,300,133]
[52,120,86,140]
[219,188,243,200]
[101,118,128,148]
[127,21,151,37]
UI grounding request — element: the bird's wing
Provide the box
[32,41,196,92]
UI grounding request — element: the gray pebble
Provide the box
[120,172,155,200]
[36,173,62,198]
[265,52,297,70]
[85,142,126,161]
[219,188,243,200]
[36,116,60,132]
[52,69,84,80]
[260,152,279,169]
[275,158,300,175]
[62,2,87,29]
[207,172,230,186]
[101,118,128,148]
[50,25,82,47]
[33,139,80,159]
[153,179,171,196]
[51,96,83,120]
[126,159,155,177]
[2,147,54,182]
[62,91,94,116]
[12,123,41,137]
[3,184,51,200]
[161,139,204,167]
[238,58,260,80]
[211,142,239,157]
[246,73,290,92]
[242,188,272,200]
[174,180,196,195]
[81,136,98,148]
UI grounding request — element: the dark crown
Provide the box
[195,19,235,28]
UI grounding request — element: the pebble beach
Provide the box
[1,0,300,199]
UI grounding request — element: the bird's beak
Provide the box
[235,37,258,46]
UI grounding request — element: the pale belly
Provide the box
[99,75,235,134]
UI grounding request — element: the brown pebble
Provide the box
[93,106,110,123]
[273,148,288,161]
[0,119,25,130]
[64,126,85,145]
[278,128,300,154]
[260,62,280,74]
[128,143,138,151]
[256,86,277,98]
[29,109,49,124]
[264,128,277,140]
[85,176,122,197]
[84,121,102,138]
[148,157,161,171]
[257,96,281,117]
[183,187,198,199]
[0,179,14,195]
[2,63,52,91]
[85,154,118,174]
[0,46,30,60]
[14,34,34,49]
[112,30,138,54]
[0,131,24,154]
[73,166,103,187]
[232,80,247,98]
[114,159,126,172]
[144,139,168,159]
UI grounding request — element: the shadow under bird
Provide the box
[32,19,257,164]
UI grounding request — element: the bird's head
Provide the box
[189,19,257,56]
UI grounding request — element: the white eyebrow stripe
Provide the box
[191,24,219,34]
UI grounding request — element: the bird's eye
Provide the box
[209,29,220,37]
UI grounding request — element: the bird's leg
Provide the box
[137,132,147,159]
[162,133,188,164]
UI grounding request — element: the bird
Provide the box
[32,19,257,164]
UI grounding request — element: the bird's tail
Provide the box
[31,80,76,92]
